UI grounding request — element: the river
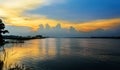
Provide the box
[0,38,120,70]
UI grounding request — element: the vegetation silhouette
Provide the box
[0,19,9,45]
[3,35,45,40]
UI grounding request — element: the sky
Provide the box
[0,0,120,37]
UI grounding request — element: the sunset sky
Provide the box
[0,0,120,36]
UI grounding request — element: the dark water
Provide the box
[1,38,120,70]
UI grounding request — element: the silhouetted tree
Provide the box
[0,19,9,44]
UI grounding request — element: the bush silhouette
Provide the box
[0,19,9,44]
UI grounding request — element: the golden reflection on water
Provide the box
[41,39,57,57]
[0,41,40,69]
[0,39,60,69]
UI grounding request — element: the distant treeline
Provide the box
[53,36,120,39]
[90,36,120,39]
[65,36,120,39]
[3,35,46,40]
[3,35,120,39]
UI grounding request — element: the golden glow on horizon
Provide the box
[77,18,120,32]
[0,0,120,32]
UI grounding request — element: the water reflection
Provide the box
[0,39,59,68]
[0,38,120,70]
[41,39,57,58]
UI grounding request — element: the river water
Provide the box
[0,38,120,70]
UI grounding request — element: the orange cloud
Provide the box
[77,18,120,32]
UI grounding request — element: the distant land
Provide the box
[50,36,120,39]
[3,35,120,40]
[3,35,46,40]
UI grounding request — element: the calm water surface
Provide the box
[1,38,120,70]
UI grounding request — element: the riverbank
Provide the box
[3,35,46,40]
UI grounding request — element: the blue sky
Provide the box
[29,0,120,22]
[1,0,120,37]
